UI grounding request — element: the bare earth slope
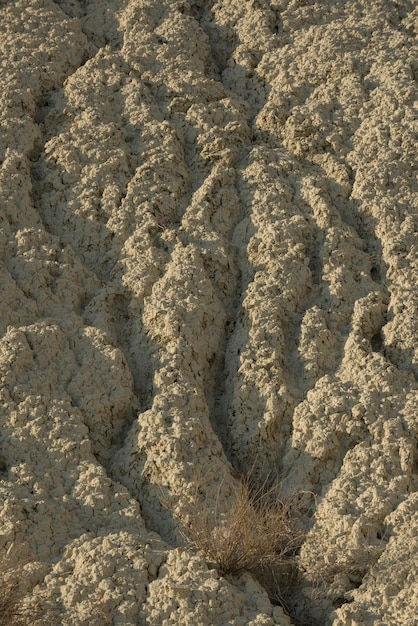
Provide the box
[0,1,417,624]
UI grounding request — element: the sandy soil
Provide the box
[0,1,417,624]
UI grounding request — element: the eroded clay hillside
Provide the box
[0,0,417,624]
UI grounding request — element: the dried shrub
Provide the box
[183,472,305,606]
[0,559,29,626]
[0,552,58,626]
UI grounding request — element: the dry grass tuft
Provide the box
[186,474,301,575]
[0,553,58,626]
[182,471,305,609]
[0,562,30,626]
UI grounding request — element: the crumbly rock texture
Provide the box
[0,0,417,624]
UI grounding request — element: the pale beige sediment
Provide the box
[0,0,417,624]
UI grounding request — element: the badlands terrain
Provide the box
[0,0,417,624]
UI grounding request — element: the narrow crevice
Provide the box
[206,270,244,463]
